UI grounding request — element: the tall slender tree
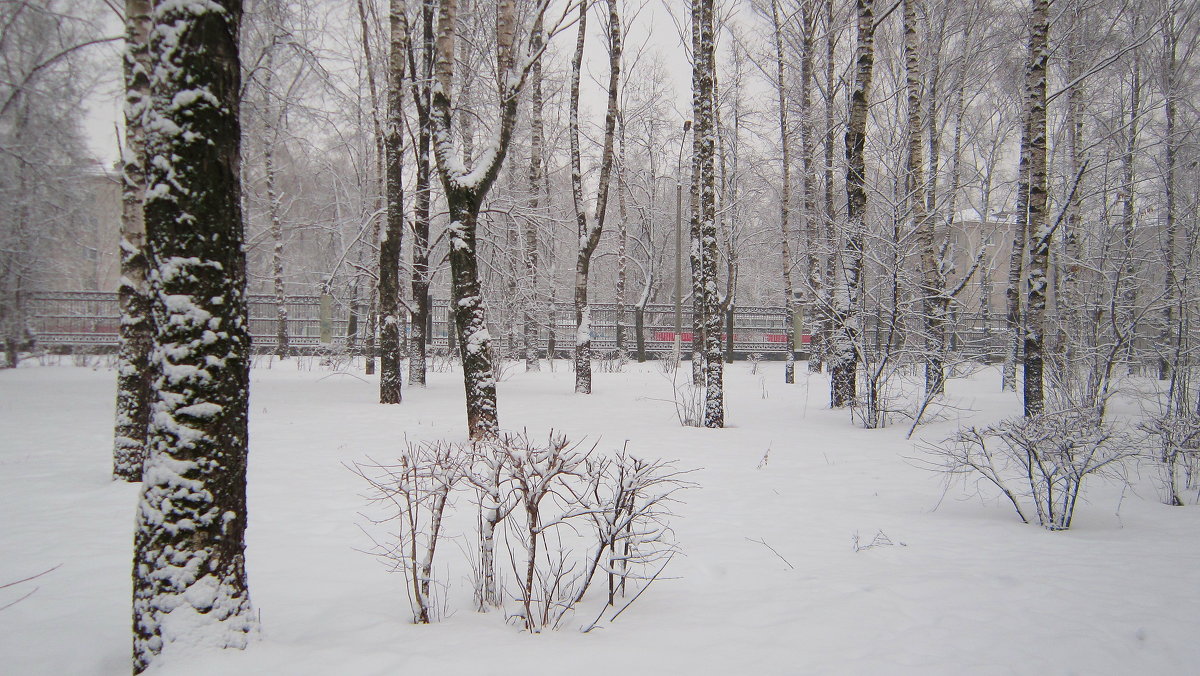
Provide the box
[132,0,256,671]
[430,0,564,438]
[1021,0,1050,416]
[404,0,435,386]
[831,0,877,408]
[905,0,944,398]
[695,0,722,427]
[523,16,545,372]
[113,0,153,482]
[379,0,406,404]
[571,0,622,395]
[769,0,796,385]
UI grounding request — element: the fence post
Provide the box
[726,305,734,363]
[319,292,333,344]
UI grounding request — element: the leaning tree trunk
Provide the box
[1021,0,1050,417]
[379,0,406,405]
[571,0,621,395]
[133,1,256,671]
[113,0,154,482]
[831,0,877,409]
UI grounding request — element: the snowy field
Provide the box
[2,359,1199,675]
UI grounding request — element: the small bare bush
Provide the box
[923,409,1134,530]
[352,432,691,634]
[595,351,629,373]
[1139,413,1200,506]
[653,350,680,374]
[349,440,466,623]
[428,348,456,373]
[664,370,703,427]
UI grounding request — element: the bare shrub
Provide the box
[490,349,516,382]
[1139,413,1200,506]
[664,369,703,427]
[564,448,689,607]
[465,441,519,609]
[353,432,690,634]
[349,440,466,623]
[923,409,1134,530]
[595,350,629,373]
[428,348,456,373]
[501,432,590,631]
[653,350,679,374]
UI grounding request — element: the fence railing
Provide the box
[25,291,1013,359]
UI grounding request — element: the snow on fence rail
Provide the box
[25,291,1011,359]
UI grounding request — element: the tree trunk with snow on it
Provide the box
[695,0,723,427]
[133,1,256,670]
[570,0,621,395]
[831,0,877,409]
[379,0,406,405]
[1021,0,1050,417]
[113,0,153,482]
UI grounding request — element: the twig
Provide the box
[745,537,794,569]
[607,551,675,624]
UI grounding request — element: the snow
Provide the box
[3,362,1200,674]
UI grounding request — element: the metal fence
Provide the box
[25,291,1011,359]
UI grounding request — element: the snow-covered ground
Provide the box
[2,359,1199,675]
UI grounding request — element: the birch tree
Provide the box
[769,0,797,384]
[831,0,877,408]
[1020,0,1050,416]
[113,0,154,482]
[430,0,571,438]
[132,0,257,670]
[379,0,405,404]
[695,0,723,426]
[403,0,435,386]
[524,17,545,372]
[571,0,622,395]
[905,0,945,399]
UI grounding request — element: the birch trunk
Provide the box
[571,0,621,395]
[799,3,819,374]
[1021,0,1050,417]
[769,0,796,384]
[1160,8,1179,387]
[407,0,435,386]
[261,30,289,361]
[905,0,944,398]
[113,0,153,482]
[429,0,542,438]
[696,0,723,427]
[379,0,406,404]
[831,0,877,409]
[524,19,544,372]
